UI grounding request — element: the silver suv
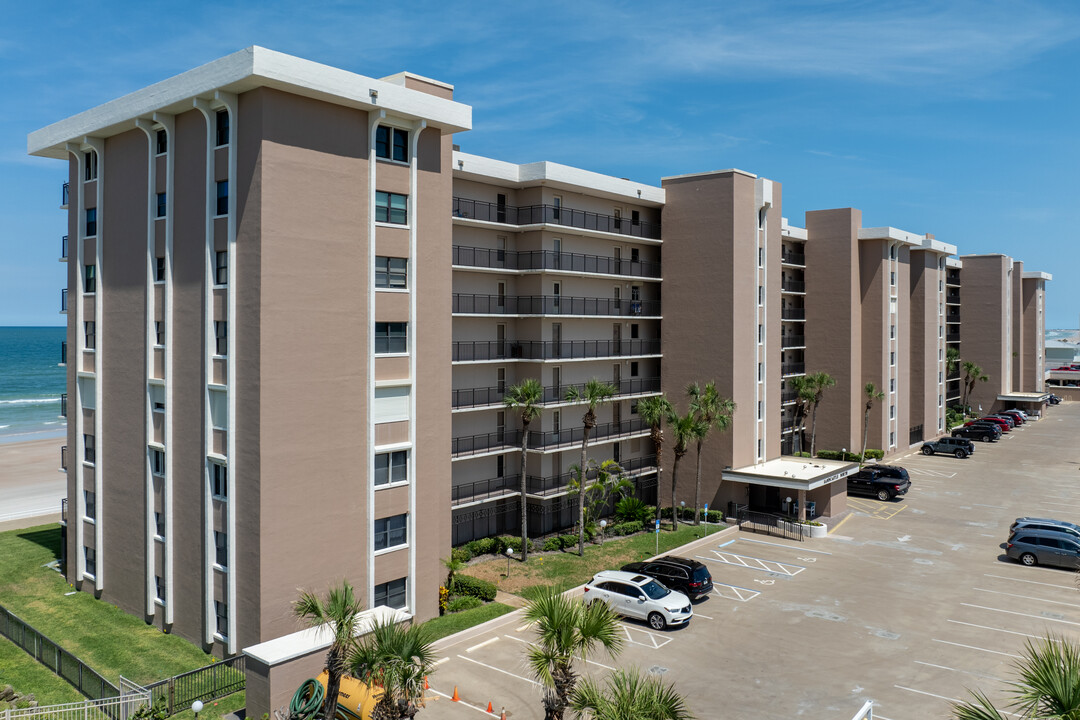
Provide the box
[1010,517,1080,542]
[583,570,692,630]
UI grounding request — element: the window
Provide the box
[155,512,165,538]
[630,361,639,377]
[215,600,228,637]
[938,371,943,384]
[215,110,229,147]
[374,578,407,610]
[758,362,763,381]
[375,191,408,224]
[150,448,165,476]
[374,514,408,551]
[758,286,764,306]
[216,181,228,216]
[156,130,167,155]
[214,531,228,568]
[889,351,896,366]
[155,575,165,602]
[614,209,622,230]
[374,450,408,486]
[84,547,96,577]
[212,463,228,499]
[155,256,165,282]
[552,282,561,310]
[84,434,95,463]
[552,195,562,221]
[890,271,896,286]
[758,247,763,268]
[758,324,763,344]
[154,386,168,412]
[939,394,943,407]
[376,257,408,289]
[889,405,895,419]
[496,455,504,477]
[215,251,228,286]
[156,192,167,218]
[631,210,640,226]
[86,208,97,237]
[373,386,410,423]
[215,321,227,356]
[889,431,895,446]
[757,400,762,420]
[890,324,895,339]
[84,264,96,293]
[375,322,407,354]
[375,126,409,162]
[84,490,95,520]
[631,248,640,263]
[84,150,98,181]
[890,378,895,392]
[155,320,165,347]
[889,244,897,260]
[631,323,639,340]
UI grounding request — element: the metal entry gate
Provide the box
[736,508,805,542]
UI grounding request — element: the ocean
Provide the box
[0,326,67,441]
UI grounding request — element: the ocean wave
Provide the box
[0,397,60,406]
[0,425,9,429]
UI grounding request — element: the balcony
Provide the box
[62,182,69,209]
[60,393,67,418]
[452,197,661,240]
[781,417,799,431]
[946,332,960,343]
[453,376,662,409]
[61,446,67,472]
[946,290,960,304]
[453,245,661,279]
[61,289,68,313]
[452,338,661,362]
[781,335,806,349]
[453,294,661,317]
[452,418,649,457]
[781,390,798,404]
[781,307,806,321]
[946,310,961,324]
[782,250,806,266]
[60,341,67,367]
[452,475,520,506]
[781,280,805,294]
[452,429,523,456]
[526,455,657,497]
[782,363,806,376]
[61,235,68,261]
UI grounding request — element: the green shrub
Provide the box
[864,449,884,460]
[446,596,483,613]
[455,575,497,602]
[496,536,534,555]
[465,537,499,557]
[558,534,578,549]
[792,451,812,457]
[609,520,643,536]
[451,547,472,563]
[816,450,866,462]
[542,537,562,552]
[615,497,652,524]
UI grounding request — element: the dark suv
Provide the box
[921,436,975,458]
[952,424,998,442]
[620,556,713,601]
[847,468,912,500]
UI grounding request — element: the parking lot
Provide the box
[429,402,1080,719]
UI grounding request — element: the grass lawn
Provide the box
[0,523,217,686]
[166,691,246,720]
[463,524,722,600]
[422,602,516,642]
[0,635,85,706]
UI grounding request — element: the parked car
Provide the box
[621,556,714,601]
[1007,408,1029,419]
[964,420,1004,436]
[1010,517,1080,541]
[952,424,998,442]
[1006,529,1080,569]
[999,410,1025,425]
[921,436,975,458]
[583,570,693,630]
[1048,394,1062,405]
[973,417,1011,432]
[873,465,910,481]
[987,414,1017,427]
[847,467,912,500]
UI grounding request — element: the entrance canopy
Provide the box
[997,392,1050,404]
[724,456,859,492]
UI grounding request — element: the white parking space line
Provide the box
[428,687,496,717]
[736,537,833,555]
[457,655,542,686]
[434,657,450,665]
[974,587,1080,609]
[466,637,499,653]
[933,638,1023,658]
[1037,501,1076,508]
[973,503,1005,509]
[710,582,761,602]
[696,550,806,576]
[618,623,674,649]
[914,660,1004,682]
[693,611,714,620]
[984,573,1078,591]
[895,686,1024,718]
[960,603,1080,627]
[948,619,1064,643]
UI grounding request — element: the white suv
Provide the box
[583,570,692,630]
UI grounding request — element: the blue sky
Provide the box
[3,0,1078,327]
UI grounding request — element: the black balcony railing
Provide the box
[526,455,658,496]
[782,363,806,376]
[452,419,649,457]
[453,294,661,317]
[60,393,67,418]
[781,307,805,320]
[782,280,805,293]
[452,339,662,362]
[946,311,960,323]
[453,197,661,240]
[61,235,68,260]
[946,332,960,342]
[453,245,661,279]
[781,417,798,431]
[946,290,960,302]
[452,429,523,456]
[60,341,67,366]
[452,475,521,506]
[60,497,67,522]
[781,336,806,349]
[62,182,69,207]
[61,288,68,312]
[60,446,67,472]
[782,250,806,266]
[453,376,662,409]
[781,390,798,404]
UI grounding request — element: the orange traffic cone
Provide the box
[487,701,493,713]
[451,686,460,702]
[424,676,429,690]
[500,708,507,720]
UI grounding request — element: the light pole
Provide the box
[505,547,514,578]
[785,496,793,517]
[599,519,607,545]
[192,701,203,720]
[679,501,685,526]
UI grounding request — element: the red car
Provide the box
[999,410,1025,425]
[970,417,1011,432]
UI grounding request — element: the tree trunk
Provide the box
[670,453,682,530]
[652,430,663,526]
[322,647,342,720]
[578,412,592,556]
[810,402,820,457]
[520,422,530,563]
[861,404,871,466]
[693,439,703,525]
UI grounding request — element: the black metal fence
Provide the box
[452,339,661,362]
[453,197,661,239]
[453,245,662,279]
[909,424,924,445]
[145,657,246,716]
[452,293,661,317]
[735,508,805,542]
[0,605,121,711]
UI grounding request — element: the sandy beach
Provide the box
[0,433,66,531]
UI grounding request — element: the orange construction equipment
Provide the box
[423,676,429,690]
[487,701,493,713]
[451,686,460,702]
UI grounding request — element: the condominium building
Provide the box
[31,48,1052,657]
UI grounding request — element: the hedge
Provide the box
[455,574,497,602]
[446,596,483,613]
[816,449,880,462]
[608,520,642,536]
[659,507,723,523]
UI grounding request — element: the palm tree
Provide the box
[294,581,364,720]
[946,346,960,378]
[961,361,989,415]
[667,409,707,528]
[523,586,624,720]
[570,668,695,720]
[347,619,437,720]
[789,375,815,454]
[686,382,736,525]
[565,379,616,556]
[952,635,1080,719]
[441,555,464,594]
[637,395,673,527]
[860,382,885,466]
[806,372,836,457]
[567,458,632,530]
[505,378,544,562]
